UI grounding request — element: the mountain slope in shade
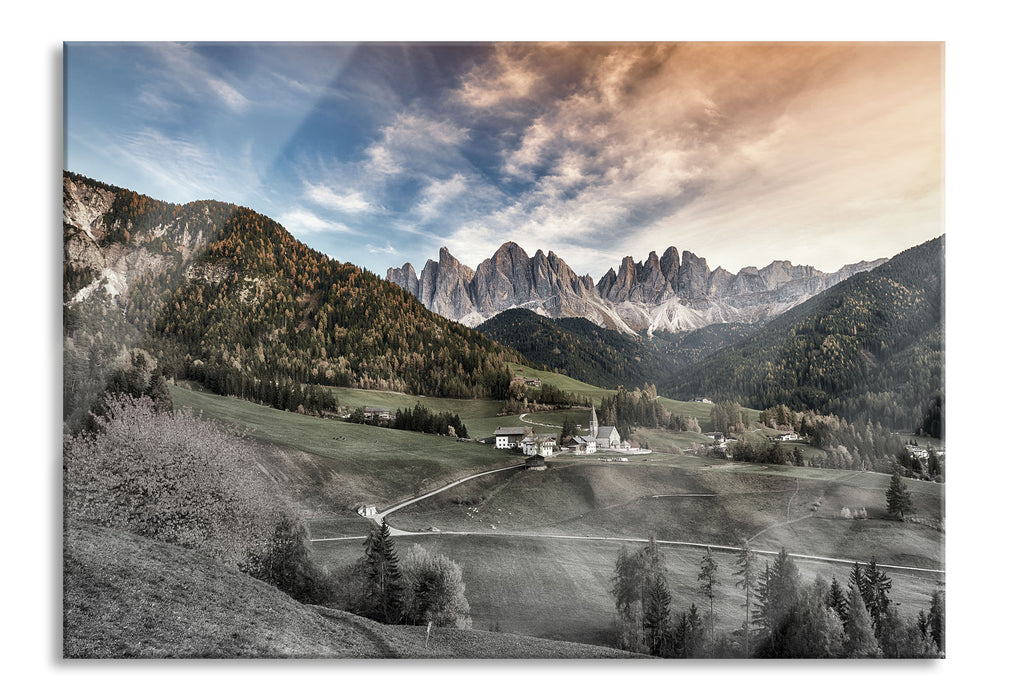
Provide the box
[664,235,944,433]
[388,242,886,334]
[477,308,755,390]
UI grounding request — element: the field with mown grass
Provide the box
[383,453,944,568]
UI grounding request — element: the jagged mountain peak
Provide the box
[387,241,889,335]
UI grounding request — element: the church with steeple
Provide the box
[563,405,622,454]
[589,404,622,449]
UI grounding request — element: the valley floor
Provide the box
[170,383,945,651]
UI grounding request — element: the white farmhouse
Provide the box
[494,426,528,449]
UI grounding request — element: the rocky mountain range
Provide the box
[387,242,887,334]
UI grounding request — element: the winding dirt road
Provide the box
[310,463,945,576]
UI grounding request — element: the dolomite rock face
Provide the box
[62,174,217,305]
[388,241,886,335]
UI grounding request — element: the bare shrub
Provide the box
[65,394,287,571]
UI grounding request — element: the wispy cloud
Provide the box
[146,43,250,114]
[280,208,350,234]
[414,174,468,221]
[366,242,397,255]
[363,112,470,180]
[306,183,373,214]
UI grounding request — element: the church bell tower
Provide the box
[589,405,599,439]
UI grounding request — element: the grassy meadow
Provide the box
[312,532,943,647]
[171,377,943,649]
[169,383,517,508]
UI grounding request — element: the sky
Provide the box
[65,41,943,280]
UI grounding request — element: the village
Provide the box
[492,405,643,459]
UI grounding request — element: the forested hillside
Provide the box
[63,172,521,429]
[477,308,754,390]
[664,236,944,434]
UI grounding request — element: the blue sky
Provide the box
[65,42,943,280]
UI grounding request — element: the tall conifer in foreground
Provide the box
[360,519,405,624]
[698,546,719,648]
[886,464,914,520]
[734,539,757,658]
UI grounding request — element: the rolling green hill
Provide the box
[663,236,944,434]
[64,523,640,658]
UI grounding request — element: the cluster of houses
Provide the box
[493,406,631,458]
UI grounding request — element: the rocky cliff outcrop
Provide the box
[63,174,218,305]
[388,241,887,335]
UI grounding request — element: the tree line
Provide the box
[599,385,701,439]
[348,402,469,439]
[611,538,943,658]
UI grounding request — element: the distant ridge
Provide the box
[663,235,944,433]
[388,241,886,334]
[477,308,755,390]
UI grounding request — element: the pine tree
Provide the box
[885,464,914,520]
[671,604,703,658]
[754,548,802,657]
[733,539,758,657]
[862,557,892,633]
[928,588,945,653]
[698,546,719,647]
[642,571,672,656]
[360,519,405,624]
[826,576,848,622]
[843,584,880,658]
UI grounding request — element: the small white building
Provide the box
[494,426,528,449]
[521,433,558,458]
[356,504,377,517]
[772,431,799,442]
